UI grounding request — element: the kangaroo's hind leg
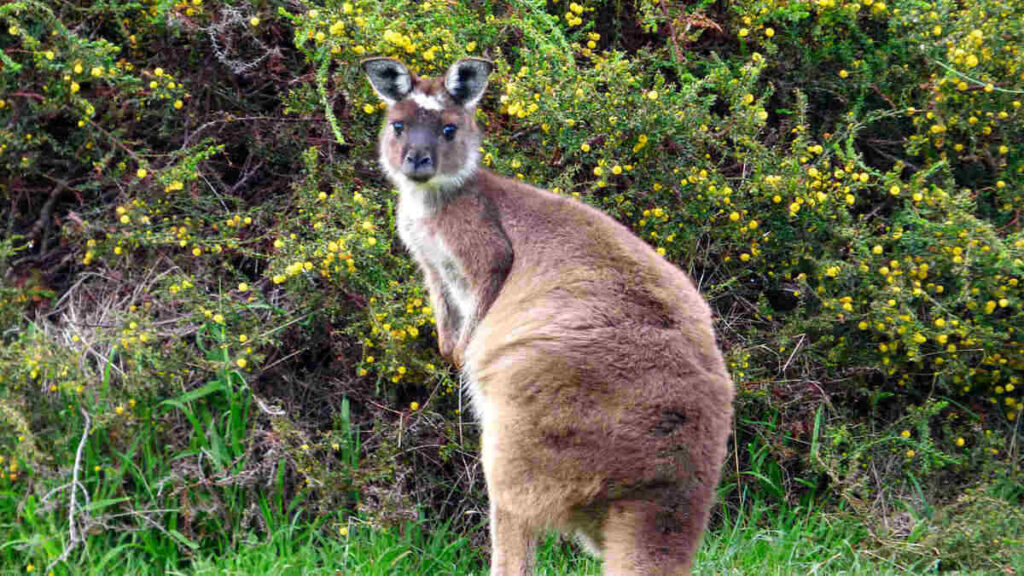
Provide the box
[490,502,537,576]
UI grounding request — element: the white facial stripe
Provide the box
[410,91,445,112]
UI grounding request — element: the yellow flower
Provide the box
[764,27,774,38]
[466,41,477,52]
[115,405,125,415]
[905,449,915,458]
[174,100,183,110]
[888,185,900,196]
[900,429,910,438]
[410,401,420,411]
[249,16,260,27]
[839,69,849,79]
[647,90,658,101]
[729,211,740,222]
[339,526,349,537]
[738,28,749,38]
[955,437,965,447]
[580,143,591,152]
[137,168,148,179]
[236,358,247,368]
[965,54,979,68]
[238,282,249,292]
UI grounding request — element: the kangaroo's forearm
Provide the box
[422,264,461,359]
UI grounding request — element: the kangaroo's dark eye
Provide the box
[392,121,404,136]
[443,124,457,141]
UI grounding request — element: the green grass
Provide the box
[20,497,1020,576]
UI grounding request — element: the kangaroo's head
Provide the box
[362,57,492,193]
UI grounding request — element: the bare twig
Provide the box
[782,334,806,373]
[47,409,91,573]
[202,6,279,76]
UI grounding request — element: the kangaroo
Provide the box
[362,57,735,576]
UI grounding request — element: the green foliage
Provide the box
[0,0,1022,572]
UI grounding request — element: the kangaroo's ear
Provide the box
[361,57,413,105]
[444,58,493,108]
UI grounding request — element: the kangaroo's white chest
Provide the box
[396,193,477,324]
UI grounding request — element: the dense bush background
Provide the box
[1,0,1022,572]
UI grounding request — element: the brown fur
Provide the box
[364,58,735,576]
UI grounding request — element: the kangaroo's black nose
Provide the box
[406,152,433,170]
[403,150,436,182]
